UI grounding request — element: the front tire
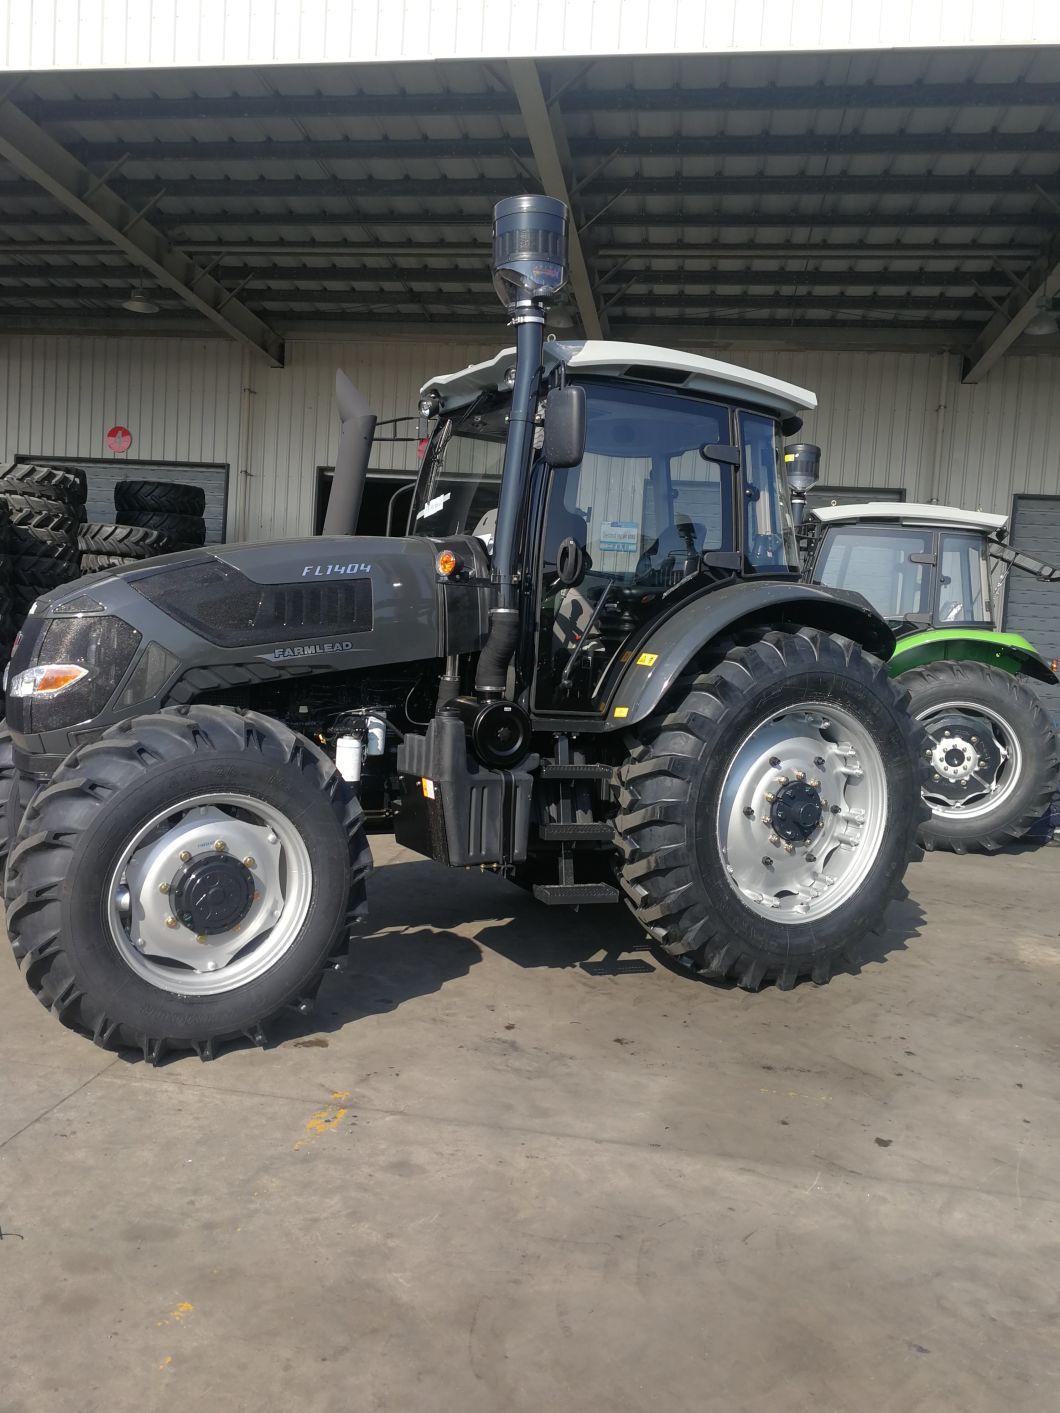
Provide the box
[615,629,928,990]
[5,706,372,1062]
[902,659,1059,853]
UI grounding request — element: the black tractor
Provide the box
[1,197,928,1061]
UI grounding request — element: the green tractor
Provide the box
[800,495,1060,853]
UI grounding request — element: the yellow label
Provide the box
[613,706,629,719]
[636,652,658,667]
[421,777,435,799]
[783,452,795,462]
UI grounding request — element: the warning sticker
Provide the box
[599,519,639,553]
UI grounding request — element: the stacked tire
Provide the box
[79,479,206,574]
[0,462,85,632]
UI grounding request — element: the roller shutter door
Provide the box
[1002,495,1060,725]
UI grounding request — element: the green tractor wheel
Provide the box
[902,659,1059,853]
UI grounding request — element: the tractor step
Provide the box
[539,763,614,781]
[538,822,614,841]
[532,882,620,906]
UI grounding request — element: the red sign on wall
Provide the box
[105,425,132,454]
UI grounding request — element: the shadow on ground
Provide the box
[271,855,928,1049]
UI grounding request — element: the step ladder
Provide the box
[531,742,619,906]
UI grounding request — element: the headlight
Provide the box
[9,664,89,697]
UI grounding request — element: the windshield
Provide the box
[412,394,508,547]
[815,525,933,622]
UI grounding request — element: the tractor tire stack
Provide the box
[0,462,85,635]
[79,479,207,573]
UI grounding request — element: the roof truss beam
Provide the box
[18,79,1060,124]
[508,58,603,338]
[962,244,1060,382]
[0,263,1016,291]
[2,174,1054,201]
[65,129,1060,166]
[0,98,284,365]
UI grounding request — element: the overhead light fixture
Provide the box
[122,285,159,315]
[1025,305,1058,337]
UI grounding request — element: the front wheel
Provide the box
[902,659,1059,853]
[615,629,929,990]
[5,706,372,1062]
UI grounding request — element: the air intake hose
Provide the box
[322,370,376,536]
[474,314,544,697]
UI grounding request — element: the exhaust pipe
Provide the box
[322,370,377,536]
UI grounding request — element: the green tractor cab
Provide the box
[802,500,1060,853]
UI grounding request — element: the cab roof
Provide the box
[422,340,817,418]
[810,501,1007,533]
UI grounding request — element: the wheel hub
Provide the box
[171,854,256,935]
[770,779,823,843]
[925,712,1003,806]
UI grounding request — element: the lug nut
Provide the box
[769,756,781,768]
[764,791,776,803]
[179,850,191,863]
[762,857,774,868]
[814,756,825,768]
[196,935,207,944]
[165,916,178,929]
[932,773,940,781]
[809,778,821,790]
[158,881,170,894]
[213,840,227,853]
[783,842,795,854]
[243,855,256,869]
[794,769,805,782]
[776,775,789,786]
[830,805,840,814]
[806,852,817,863]
[769,833,782,848]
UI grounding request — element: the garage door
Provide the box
[1002,495,1060,724]
[18,457,230,544]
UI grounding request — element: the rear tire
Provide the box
[116,509,206,544]
[615,629,929,990]
[902,659,1058,853]
[5,706,373,1062]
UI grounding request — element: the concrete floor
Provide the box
[0,837,1057,1413]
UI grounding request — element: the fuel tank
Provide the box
[6,533,491,763]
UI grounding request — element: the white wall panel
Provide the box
[2,332,1059,542]
[0,334,246,531]
[3,0,1059,72]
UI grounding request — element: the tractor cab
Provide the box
[414,340,813,715]
[802,502,1005,634]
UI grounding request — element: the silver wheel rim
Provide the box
[717,702,889,923]
[916,699,1023,820]
[106,792,313,996]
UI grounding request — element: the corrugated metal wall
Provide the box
[6,0,1058,72]
[2,333,1059,539]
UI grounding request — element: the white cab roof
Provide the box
[811,501,1007,532]
[422,339,817,418]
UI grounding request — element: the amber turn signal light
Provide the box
[436,550,460,577]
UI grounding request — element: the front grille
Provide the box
[132,559,373,646]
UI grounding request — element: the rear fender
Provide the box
[889,628,1059,684]
[601,581,894,729]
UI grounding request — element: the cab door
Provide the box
[531,380,733,714]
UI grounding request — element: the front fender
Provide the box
[600,580,894,729]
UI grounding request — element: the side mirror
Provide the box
[543,385,586,468]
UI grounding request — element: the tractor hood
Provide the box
[6,534,491,762]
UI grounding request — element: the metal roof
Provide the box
[810,502,1008,531]
[424,339,817,415]
[0,45,1058,364]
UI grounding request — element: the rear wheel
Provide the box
[902,659,1058,853]
[615,629,928,990]
[5,706,372,1062]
